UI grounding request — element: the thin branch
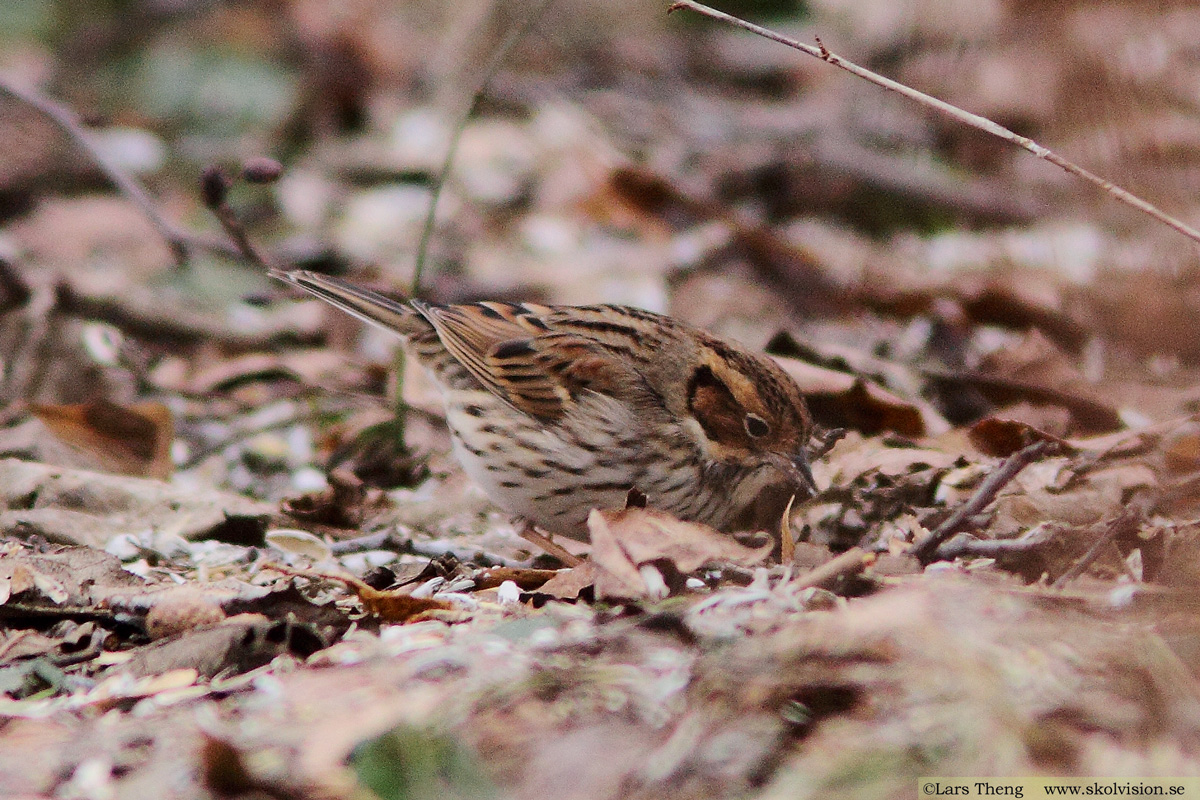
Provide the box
[53,278,321,351]
[808,426,847,462]
[933,530,1051,562]
[911,440,1051,563]
[1050,505,1144,590]
[177,407,331,470]
[791,546,873,590]
[668,0,1200,247]
[0,79,242,266]
[200,165,271,271]
[518,522,583,567]
[412,0,556,296]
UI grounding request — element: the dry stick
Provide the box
[199,166,272,271]
[53,279,318,351]
[0,80,242,267]
[1049,505,1144,590]
[205,191,271,271]
[178,407,330,470]
[518,522,584,567]
[791,546,873,591]
[910,440,1051,564]
[934,531,1050,562]
[779,493,796,563]
[411,0,557,296]
[668,1,1200,247]
[403,0,555,433]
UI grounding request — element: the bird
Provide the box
[271,269,816,544]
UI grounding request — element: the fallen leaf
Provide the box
[772,356,938,437]
[587,508,771,600]
[473,567,560,591]
[1162,422,1200,473]
[536,563,597,600]
[265,529,333,562]
[0,459,271,548]
[143,591,227,640]
[351,725,502,800]
[0,546,145,609]
[263,563,454,623]
[969,417,1073,458]
[118,617,323,679]
[30,401,173,479]
[282,467,371,530]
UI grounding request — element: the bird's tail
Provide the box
[270,269,425,339]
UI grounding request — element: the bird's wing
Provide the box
[414,302,640,422]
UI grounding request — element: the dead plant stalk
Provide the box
[0,79,242,267]
[667,0,1200,247]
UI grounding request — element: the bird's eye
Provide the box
[744,414,770,438]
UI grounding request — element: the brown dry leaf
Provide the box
[537,562,597,600]
[965,328,1119,434]
[1162,421,1200,474]
[587,508,771,600]
[30,401,173,479]
[280,467,371,529]
[264,563,454,623]
[957,279,1087,351]
[969,417,1074,458]
[143,591,228,640]
[473,567,560,592]
[927,369,1122,434]
[0,546,323,650]
[771,355,938,437]
[179,350,372,396]
[605,166,847,317]
[117,617,324,679]
[1086,271,1200,361]
[859,276,1088,354]
[0,459,272,548]
[988,458,1156,539]
[0,546,147,609]
[979,328,1085,388]
[1157,522,1200,592]
[0,625,92,665]
[358,590,457,623]
[821,431,961,484]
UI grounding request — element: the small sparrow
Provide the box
[273,269,816,541]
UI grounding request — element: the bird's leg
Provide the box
[516,520,583,567]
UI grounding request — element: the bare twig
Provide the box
[200,165,271,271]
[911,441,1051,563]
[178,407,331,470]
[933,530,1052,562]
[412,0,556,296]
[1050,505,1145,590]
[1,282,55,404]
[791,546,873,590]
[667,0,1200,246]
[53,279,319,351]
[808,427,846,462]
[518,522,583,567]
[0,79,242,266]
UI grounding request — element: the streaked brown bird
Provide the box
[273,269,816,542]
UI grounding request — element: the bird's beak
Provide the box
[793,452,818,496]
